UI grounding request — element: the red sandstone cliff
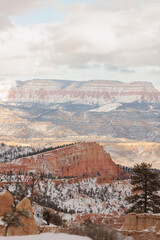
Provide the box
[121,213,160,240]
[0,142,126,180]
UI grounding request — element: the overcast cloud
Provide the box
[0,0,160,89]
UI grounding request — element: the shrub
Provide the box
[42,208,63,226]
[69,221,123,240]
[2,208,30,236]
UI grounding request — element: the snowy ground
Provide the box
[0,233,91,240]
[1,176,132,216]
[0,232,133,240]
[35,178,132,215]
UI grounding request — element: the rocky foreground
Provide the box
[0,190,160,240]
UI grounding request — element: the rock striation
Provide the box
[1,79,160,104]
[121,213,160,240]
[0,142,126,180]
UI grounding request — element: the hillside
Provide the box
[0,79,159,146]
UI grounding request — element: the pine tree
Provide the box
[126,163,160,213]
[2,207,30,236]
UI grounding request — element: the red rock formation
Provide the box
[8,198,38,236]
[0,194,38,236]
[0,142,127,180]
[75,213,124,229]
[0,190,13,216]
[121,213,160,240]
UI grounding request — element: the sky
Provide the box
[0,0,160,90]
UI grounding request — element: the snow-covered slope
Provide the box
[37,179,132,215]
[3,176,132,216]
[0,143,36,163]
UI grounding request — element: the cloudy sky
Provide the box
[0,0,160,89]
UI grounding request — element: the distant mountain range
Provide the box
[0,79,159,146]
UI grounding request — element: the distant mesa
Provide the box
[0,79,159,104]
[0,79,159,146]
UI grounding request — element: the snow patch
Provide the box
[90,103,121,112]
[0,233,91,240]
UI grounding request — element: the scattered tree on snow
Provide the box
[126,162,160,213]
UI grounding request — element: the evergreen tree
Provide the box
[28,173,39,205]
[2,207,30,236]
[126,163,160,213]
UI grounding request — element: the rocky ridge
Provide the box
[0,142,127,180]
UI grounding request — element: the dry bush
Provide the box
[42,208,63,226]
[68,220,123,240]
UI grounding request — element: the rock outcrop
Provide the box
[7,198,38,236]
[121,213,160,240]
[0,194,38,236]
[0,190,13,216]
[0,142,126,180]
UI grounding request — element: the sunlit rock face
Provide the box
[8,198,38,236]
[0,142,126,180]
[103,141,160,169]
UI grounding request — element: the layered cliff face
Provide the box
[121,213,160,240]
[1,79,160,104]
[0,142,125,179]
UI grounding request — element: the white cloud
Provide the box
[0,0,160,87]
[0,14,13,31]
[0,0,50,15]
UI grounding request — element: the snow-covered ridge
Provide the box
[0,143,36,163]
